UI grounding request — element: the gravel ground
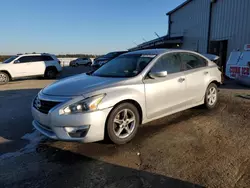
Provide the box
[0,66,249,188]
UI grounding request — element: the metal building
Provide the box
[168,0,250,69]
[131,0,250,70]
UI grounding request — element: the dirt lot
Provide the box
[0,66,249,188]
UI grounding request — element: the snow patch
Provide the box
[0,130,45,160]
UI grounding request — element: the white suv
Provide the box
[70,58,92,67]
[0,53,62,84]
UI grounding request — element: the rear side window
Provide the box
[180,53,207,70]
[151,53,182,74]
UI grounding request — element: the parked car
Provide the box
[92,51,127,68]
[32,49,222,144]
[70,58,92,67]
[0,53,62,84]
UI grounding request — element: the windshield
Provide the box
[92,54,156,77]
[2,56,18,64]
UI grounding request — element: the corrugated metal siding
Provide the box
[170,0,210,53]
[210,0,250,57]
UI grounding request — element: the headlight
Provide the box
[60,94,105,115]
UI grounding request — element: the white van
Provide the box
[225,45,250,86]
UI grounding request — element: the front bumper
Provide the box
[32,105,112,143]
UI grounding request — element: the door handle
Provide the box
[204,71,209,75]
[178,78,185,83]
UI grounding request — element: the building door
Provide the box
[209,40,228,73]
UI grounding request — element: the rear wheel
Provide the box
[44,68,57,79]
[106,103,140,145]
[0,72,10,85]
[204,83,218,109]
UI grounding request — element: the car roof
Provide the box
[125,48,209,56]
[17,53,55,56]
[125,49,173,55]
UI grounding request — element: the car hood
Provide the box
[42,73,126,96]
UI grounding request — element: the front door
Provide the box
[143,53,187,119]
[179,52,209,106]
[11,56,33,77]
[12,56,45,77]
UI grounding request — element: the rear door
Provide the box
[143,53,187,119]
[26,56,46,76]
[179,52,209,106]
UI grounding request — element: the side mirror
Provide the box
[14,60,20,64]
[149,71,168,78]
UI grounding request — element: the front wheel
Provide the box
[0,72,10,85]
[106,103,140,145]
[204,83,218,109]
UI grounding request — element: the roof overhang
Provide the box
[129,36,183,51]
[166,0,192,16]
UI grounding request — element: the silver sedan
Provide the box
[32,49,222,144]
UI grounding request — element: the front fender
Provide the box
[90,85,146,121]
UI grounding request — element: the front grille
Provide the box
[33,98,61,114]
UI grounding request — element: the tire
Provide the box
[106,103,140,145]
[44,68,57,79]
[0,72,10,85]
[204,83,218,109]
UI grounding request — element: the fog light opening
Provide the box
[64,126,89,138]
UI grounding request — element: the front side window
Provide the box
[180,53,207,70]
[17,56,35,63]
[151,53,182,74]
[92,54,155,77]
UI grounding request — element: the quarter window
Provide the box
[180,53,207,70]
[41,56,54,61]
[151,53,182,74]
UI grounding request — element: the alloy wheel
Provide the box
[47,70,56,78]
[113,109,136,139]
[207,86,217,106]
[0,73,8,83]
